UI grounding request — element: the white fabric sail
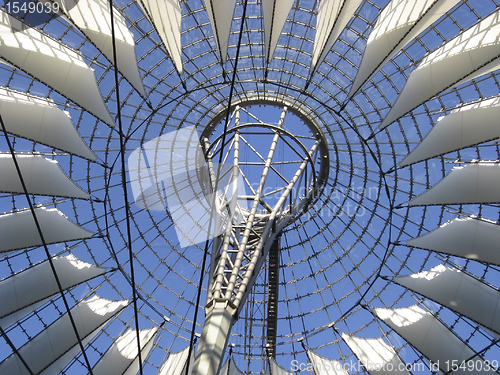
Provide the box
[409,164,500,206]
[374,305,495,374]
[0,154,90,199]
[55,0,145,95]
[92,327,158,375]
[265,357,294,375]
[407,217,500,266]
[0,207,93,253]
[394,265,500,335]
[349,0,460,97]
[219,357,244,375]
[262,0,295,64]
[0,254,106,327]
[311,0,363,73]
[158,346,194,375]
[401,96,500,166]
[380,8,500,129]
[306,350,349,375]
[0,10,115,127]
[341,334,410,375]
[0,88,96,160]
[0,296,127,375]
[139,0,182,74]
[203,0,237,64]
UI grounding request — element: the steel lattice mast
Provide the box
[192,105,328,375]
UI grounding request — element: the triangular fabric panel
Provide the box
[0,154,90,199]
[380,8,500,129]
[158,346,194,375]
[0,10,115,127]
[203,0,237,64]
[409,164,500,206]
[306,350,349,375]
[0,254,106,327]
[311,0,363,73]
[0,207,93,253]
[394,265,500,335]
[407,217,500,266]
[262,0,295,64]
[0,296,127,375]
[0,87,96,160]
[349,0,460,97]
[55,0,145,95]
[341,334,410,375]
[139,0,183,74]
[267,357,294,375]
[374,305,495,374]
[401,96,500,166]
[92,327,158,375]
[219,357,244,375]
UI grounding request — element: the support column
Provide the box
[266,237,280,358]
[191,300,237,375]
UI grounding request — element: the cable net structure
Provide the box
[0,0,500,375]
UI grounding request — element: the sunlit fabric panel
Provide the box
[92,327,158,375]
[139,0,182,74]
[0,296,127,375]
[349,0,460,97]
[203,0,237,64]
[157,346,193,375]
[0,88,96,160]
[380,8,500,129]
[0,207,93,253]
[401,96,500,166]
[306,350,349,375]
[262,0,295,64]
[0,254,106,327]
[219,357,244,375]
[407,217,500,266]
[394,265,500,335]
[341,334,410,375]
[409,164,500,206]
[0,154,90,199]
[311,0,363,73]
[0,10,115,127]
[374,305,495,374]
[265,357,294,375]
[54,0,145,95]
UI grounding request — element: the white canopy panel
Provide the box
[203,0,237,64]
[380,8,500,129]
[394,265,500,335]
[0,154,89,199]
[306,350,349,375]
[158,346,193,375]
[341,334,409,375]
[55,0,145,95]
[262,0,295,64]
[401,96,500,166]
[219,358,244,375]
[92,327,158,375]
[349,0,460,97]
[0,10,115,127]
[139,0,182,74]
[407,217,500,266]
[374,305,495,374]
[0,207,93,253]
[0,87,96,160]
[311,0,363,73]
[0,295,127,375]
[409,164,500,206]
[0,254,106,326]
[265,357,294,375]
